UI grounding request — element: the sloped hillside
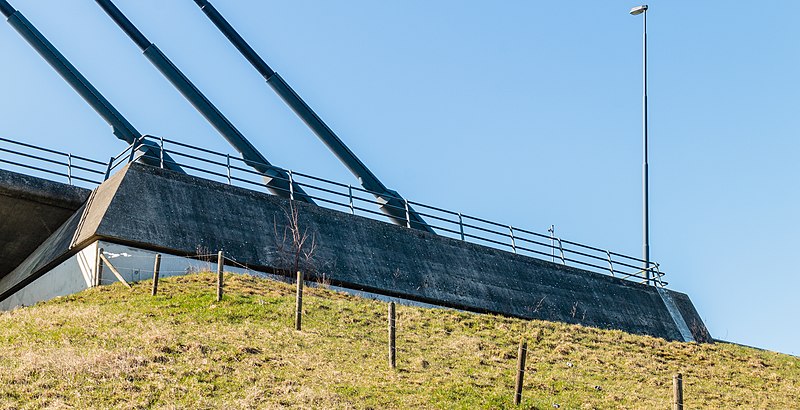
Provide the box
[0,273,796,409]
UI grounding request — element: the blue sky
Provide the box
[1,1,798,355]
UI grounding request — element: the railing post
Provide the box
[0,137,667,285]
[404,199,411,228]
[66,153,73,185]
[159,136,165,169]
[289,169,294,201]
[509,226,516,254]
[606,251,615,277]
[127,137,138,163]
[226,154,232,185]
[646,262,658,286]
[348,185,354,214]
[653,264,663,287]
[104,156,114,180]
[458,213,465,241]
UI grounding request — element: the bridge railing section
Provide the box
[0,136,107,188]
[124,135,666,287]
[0,135,665,287]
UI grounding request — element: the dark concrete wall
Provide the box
[0,169,90,277]
[3,163,710,341]
[668,290,712,343]
[0,204,85,299]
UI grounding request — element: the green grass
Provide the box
[0,273,797,409]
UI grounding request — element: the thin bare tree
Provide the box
[273,203,318,278]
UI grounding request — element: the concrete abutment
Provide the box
[0,163,710,342]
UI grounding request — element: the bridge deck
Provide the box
[0,169,90,277]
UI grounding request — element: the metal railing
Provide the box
[0,135,666,287]
[0,136,107,187]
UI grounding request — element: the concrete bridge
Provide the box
[0,169,89,277]
[0,163,710,342]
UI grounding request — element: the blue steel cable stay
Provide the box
[93,0,313,204]
[189,0,433,233]
[0,0,183,173]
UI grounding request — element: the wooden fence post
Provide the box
[152,254,161,296]
[216,251,224,302]
[99,254,131,288]
[389,301,396,369]
[94,247,104,287]
[295,271,304,331]
[673,373,683,410]
[514,339,527,405]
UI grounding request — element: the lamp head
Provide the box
[629,5,648,15]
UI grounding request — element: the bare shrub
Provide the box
[272,203,319,279]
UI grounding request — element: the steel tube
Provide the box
[190,0,433,233]
[94,0,313,203]
[0,0,182,172]
[642,9,650,282]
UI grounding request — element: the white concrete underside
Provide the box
[0,241,264,311]
[0,240,441,312]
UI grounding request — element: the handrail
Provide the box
[0,137,106,186]
[0,134,667,287]
[132,136,666,286]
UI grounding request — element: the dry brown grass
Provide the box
[0,273,797,409]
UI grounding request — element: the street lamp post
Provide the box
[630,4,650,283]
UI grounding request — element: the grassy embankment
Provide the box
[0,273,797,409]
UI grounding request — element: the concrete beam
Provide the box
[0,169,90,276]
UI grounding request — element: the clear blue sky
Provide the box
[1,1,798,355]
